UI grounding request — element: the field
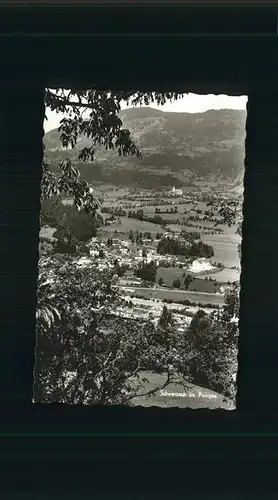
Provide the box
[129,371,235,409]
[203,232,241,245]
[205,268,240,283]
[123,287,225,306]
[103,216,164,234]
[156,267,222,293]
[100,186,129,198]
[202,237,240,268]
[166,221,221,232]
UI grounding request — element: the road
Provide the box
[119,286,225,306]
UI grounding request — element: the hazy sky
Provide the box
[44,93,247,133]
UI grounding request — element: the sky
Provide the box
[44,93,247,133]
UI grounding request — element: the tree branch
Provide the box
[46,89,112,111]
[127,369,173,401]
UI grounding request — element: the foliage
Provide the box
[60,206,98,242]
[113,263,128,278]
[40,197,64,227]
[43,90,184,212]
[184,274,194,290]
[221,282,240,325]
[185,283,239,399]
[128,209,173,227]
[172,279,181,289]
[158,305,174,328]
[207,197,242,227]
[157,237,214,258]
[134,261,157,283]
[157,237,189,256]
[40,197,98,255]
[181,230,201,242]
[189,241,214,258]
[41,159,100,216]
[39,237,55,257]
[34,256,191,404]
[38,89,241,405]
[43,90,243,225]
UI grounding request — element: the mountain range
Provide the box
[44,107,246,190]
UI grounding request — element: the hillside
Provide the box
[44,107,246,189]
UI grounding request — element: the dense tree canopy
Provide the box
[186,284,239,399]
[35,254,239,404]
[157,236,214,258]
[34,255,194,404]
[134,261,157,283]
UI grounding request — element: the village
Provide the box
[40,179,241,345]
[37,96,244,409]
[61,183,242,336]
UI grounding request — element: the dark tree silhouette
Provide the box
[43,90,184,213]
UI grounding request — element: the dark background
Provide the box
[0,1,278,495]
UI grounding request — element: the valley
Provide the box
[39,105,243,408]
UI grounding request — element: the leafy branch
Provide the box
[43,89,184,214]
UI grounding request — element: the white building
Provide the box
[172,186,183,197]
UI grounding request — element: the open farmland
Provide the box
[205,268,240,283]
[103,216,164,234]
[121,286,225,306]
[202,235,240,268]
[156,267,222,293]
[156,267,185,285]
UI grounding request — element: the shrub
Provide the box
[185,286,239,399]
[135,261,157,283]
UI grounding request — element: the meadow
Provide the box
[103,216,164,234]
[125,287,225,306]
[205,268,240,283]
[202,237,240,268]
[156,267,222,293]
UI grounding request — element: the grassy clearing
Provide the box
[203,233,241,245]
[166,221,219,232]
[188,278,221,294]
[156,267,184,285]
[205,268,240,283]
[129,371,235,410]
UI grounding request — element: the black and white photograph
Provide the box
[33,90,244,409]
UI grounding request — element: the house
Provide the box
[172,186,183,197]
